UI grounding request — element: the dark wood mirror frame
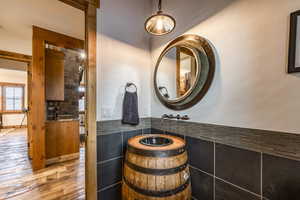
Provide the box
[154,34,215,110]
[288,10,300,73]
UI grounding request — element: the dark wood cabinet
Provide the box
[45,49,65,101]
[45,120,79,165]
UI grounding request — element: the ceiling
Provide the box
[0,0,85,55]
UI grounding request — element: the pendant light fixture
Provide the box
[145,0,176,36]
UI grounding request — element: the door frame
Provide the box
[31,26,85,171]
[57,1,98,199]
[0,50,32,157]
[1,0,98,198]
[34,1,98,199]
[0,50,32,63]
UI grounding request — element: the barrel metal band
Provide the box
[127,145,186,157]
[124,177,190,197]
[125,160,188,175]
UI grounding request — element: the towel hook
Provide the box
[125,82,137,92]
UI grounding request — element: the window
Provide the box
[0,83,25,113]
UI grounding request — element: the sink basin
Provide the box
[139,136,173,147]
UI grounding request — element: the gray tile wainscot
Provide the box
[96,117,300,200]
[96,118,151,200]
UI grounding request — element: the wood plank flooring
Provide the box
[0,128,85,200]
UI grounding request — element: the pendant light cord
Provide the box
[158,0,162,11]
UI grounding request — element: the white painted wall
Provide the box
[0,69,27,126]
[150,0,300,134]
[96,0,152,120]
[0,0,85,55]
[0,0,84,127]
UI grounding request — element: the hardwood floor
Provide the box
[0,128,85,200]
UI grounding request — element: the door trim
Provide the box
[31,26,84,170]
[0,50,32,158]
[56,1,98,199]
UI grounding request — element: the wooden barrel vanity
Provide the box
[123,134,191,200]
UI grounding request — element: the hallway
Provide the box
[0,129,85,200]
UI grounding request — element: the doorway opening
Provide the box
[0,51,31,183]
[0,0,98,198]
[0,0,92,198]
[0,34,87,198]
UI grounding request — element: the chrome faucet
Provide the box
[161,114,190,120]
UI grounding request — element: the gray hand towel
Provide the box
[122,91,139,125]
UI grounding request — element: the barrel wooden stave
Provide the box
[126,151,188,170]
[123,182,191,200]
[124,164,190,191]
[123,134,191,200]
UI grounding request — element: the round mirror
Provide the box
[156,46,199,101]
[154,34,215,110]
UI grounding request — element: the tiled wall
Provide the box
[152,118,300,200]
[97,118,300,200]
[96,118,151,200]
[187,138,300,200]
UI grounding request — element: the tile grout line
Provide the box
[96,131,123,136]
[215,176,261,199]
[98,156,123,164]
[260,151,300,163]
[190,164,261,199]
[261,152,263,200]
[189,165,214,177]
[97,127,148,136]
[214,142,216,200]
[98,181,122,192]
[121,131,124,156]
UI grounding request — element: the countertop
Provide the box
[46,119,79,123]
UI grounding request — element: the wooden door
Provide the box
[30,26,84,170]
[45,120,80,159]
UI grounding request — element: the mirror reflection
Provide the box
[288,11,300,73]
[156,46,198,101]
[296,15,300,67]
